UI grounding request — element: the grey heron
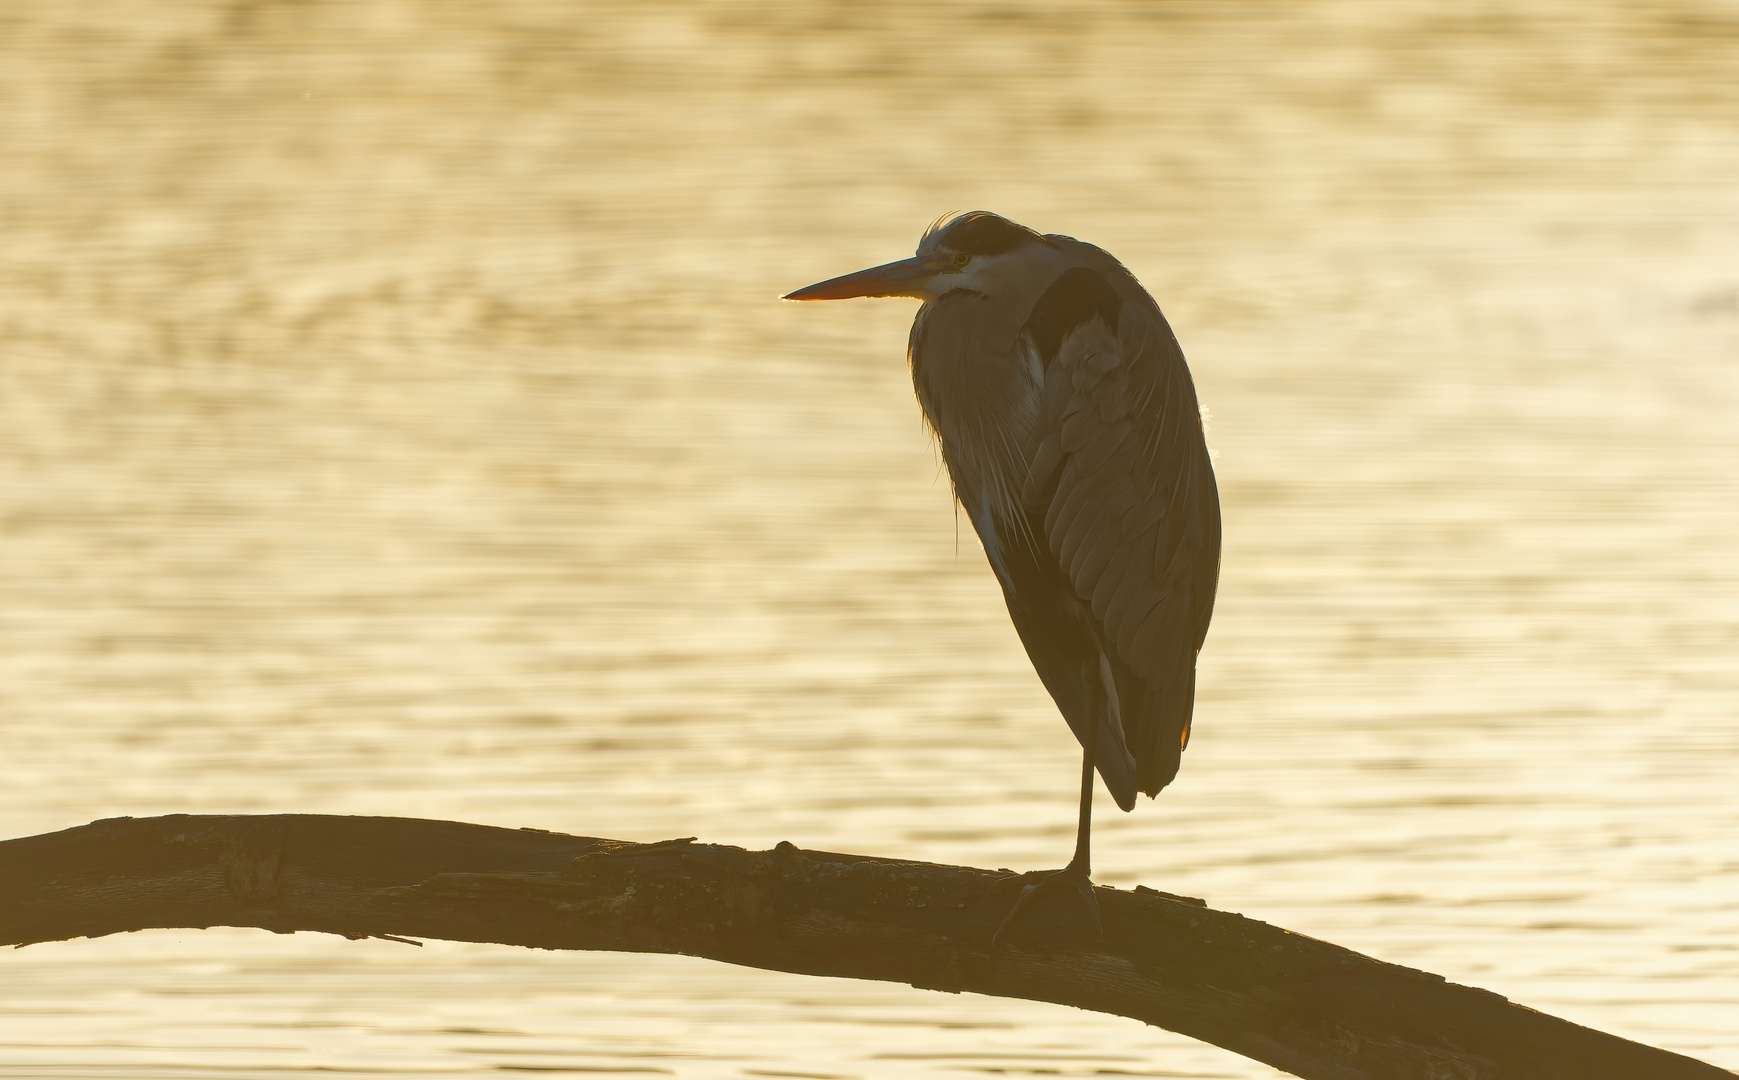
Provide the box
[785,212,1220,942]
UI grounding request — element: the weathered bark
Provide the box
[0,814,1728,1080]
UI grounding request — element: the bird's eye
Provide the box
[951,252,971,267]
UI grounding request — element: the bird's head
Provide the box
[784,211,1051,303]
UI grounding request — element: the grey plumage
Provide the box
[786,211,1220,937]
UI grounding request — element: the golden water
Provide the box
[3,2,1738,1076]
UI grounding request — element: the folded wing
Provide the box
[1017,265,1221,801]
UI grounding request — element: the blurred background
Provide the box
[2,1,1737,1077]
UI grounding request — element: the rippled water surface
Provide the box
[4,2,1739,1077]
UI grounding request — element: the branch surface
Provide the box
[1,814,1728,1080]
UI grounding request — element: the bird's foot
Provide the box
[992,862,1103,948]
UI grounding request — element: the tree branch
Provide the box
[1,814,1728,1080]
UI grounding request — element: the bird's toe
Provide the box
[991,864,1102,947]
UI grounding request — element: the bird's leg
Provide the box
[992,729,1104,947]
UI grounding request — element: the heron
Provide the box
[785,211,1220,943]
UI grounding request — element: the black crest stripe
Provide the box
[938,211,1039,256]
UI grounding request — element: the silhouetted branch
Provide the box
[1,814,1729,1080]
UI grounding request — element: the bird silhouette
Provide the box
[786,212,1220,943]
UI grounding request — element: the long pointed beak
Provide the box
[783,256,935,301]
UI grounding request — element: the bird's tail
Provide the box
[1131,655,1194,799]
[1093,653,1140,812]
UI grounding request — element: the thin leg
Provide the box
[993,724,1105,947]
[1068,739,1095,872]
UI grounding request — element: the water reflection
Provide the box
[2,2,1737,1077]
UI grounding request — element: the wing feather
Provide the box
[1029,272,1221,799]
[1059,400,1100,452]
[1058,498,1115,572]
[1089,518,1150,619]
[1074,521,1125,603]
[1101,520,1161,638]
[1042,468,1094,543]
[1068,417,1133,479]
[1023,434,1065,511]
